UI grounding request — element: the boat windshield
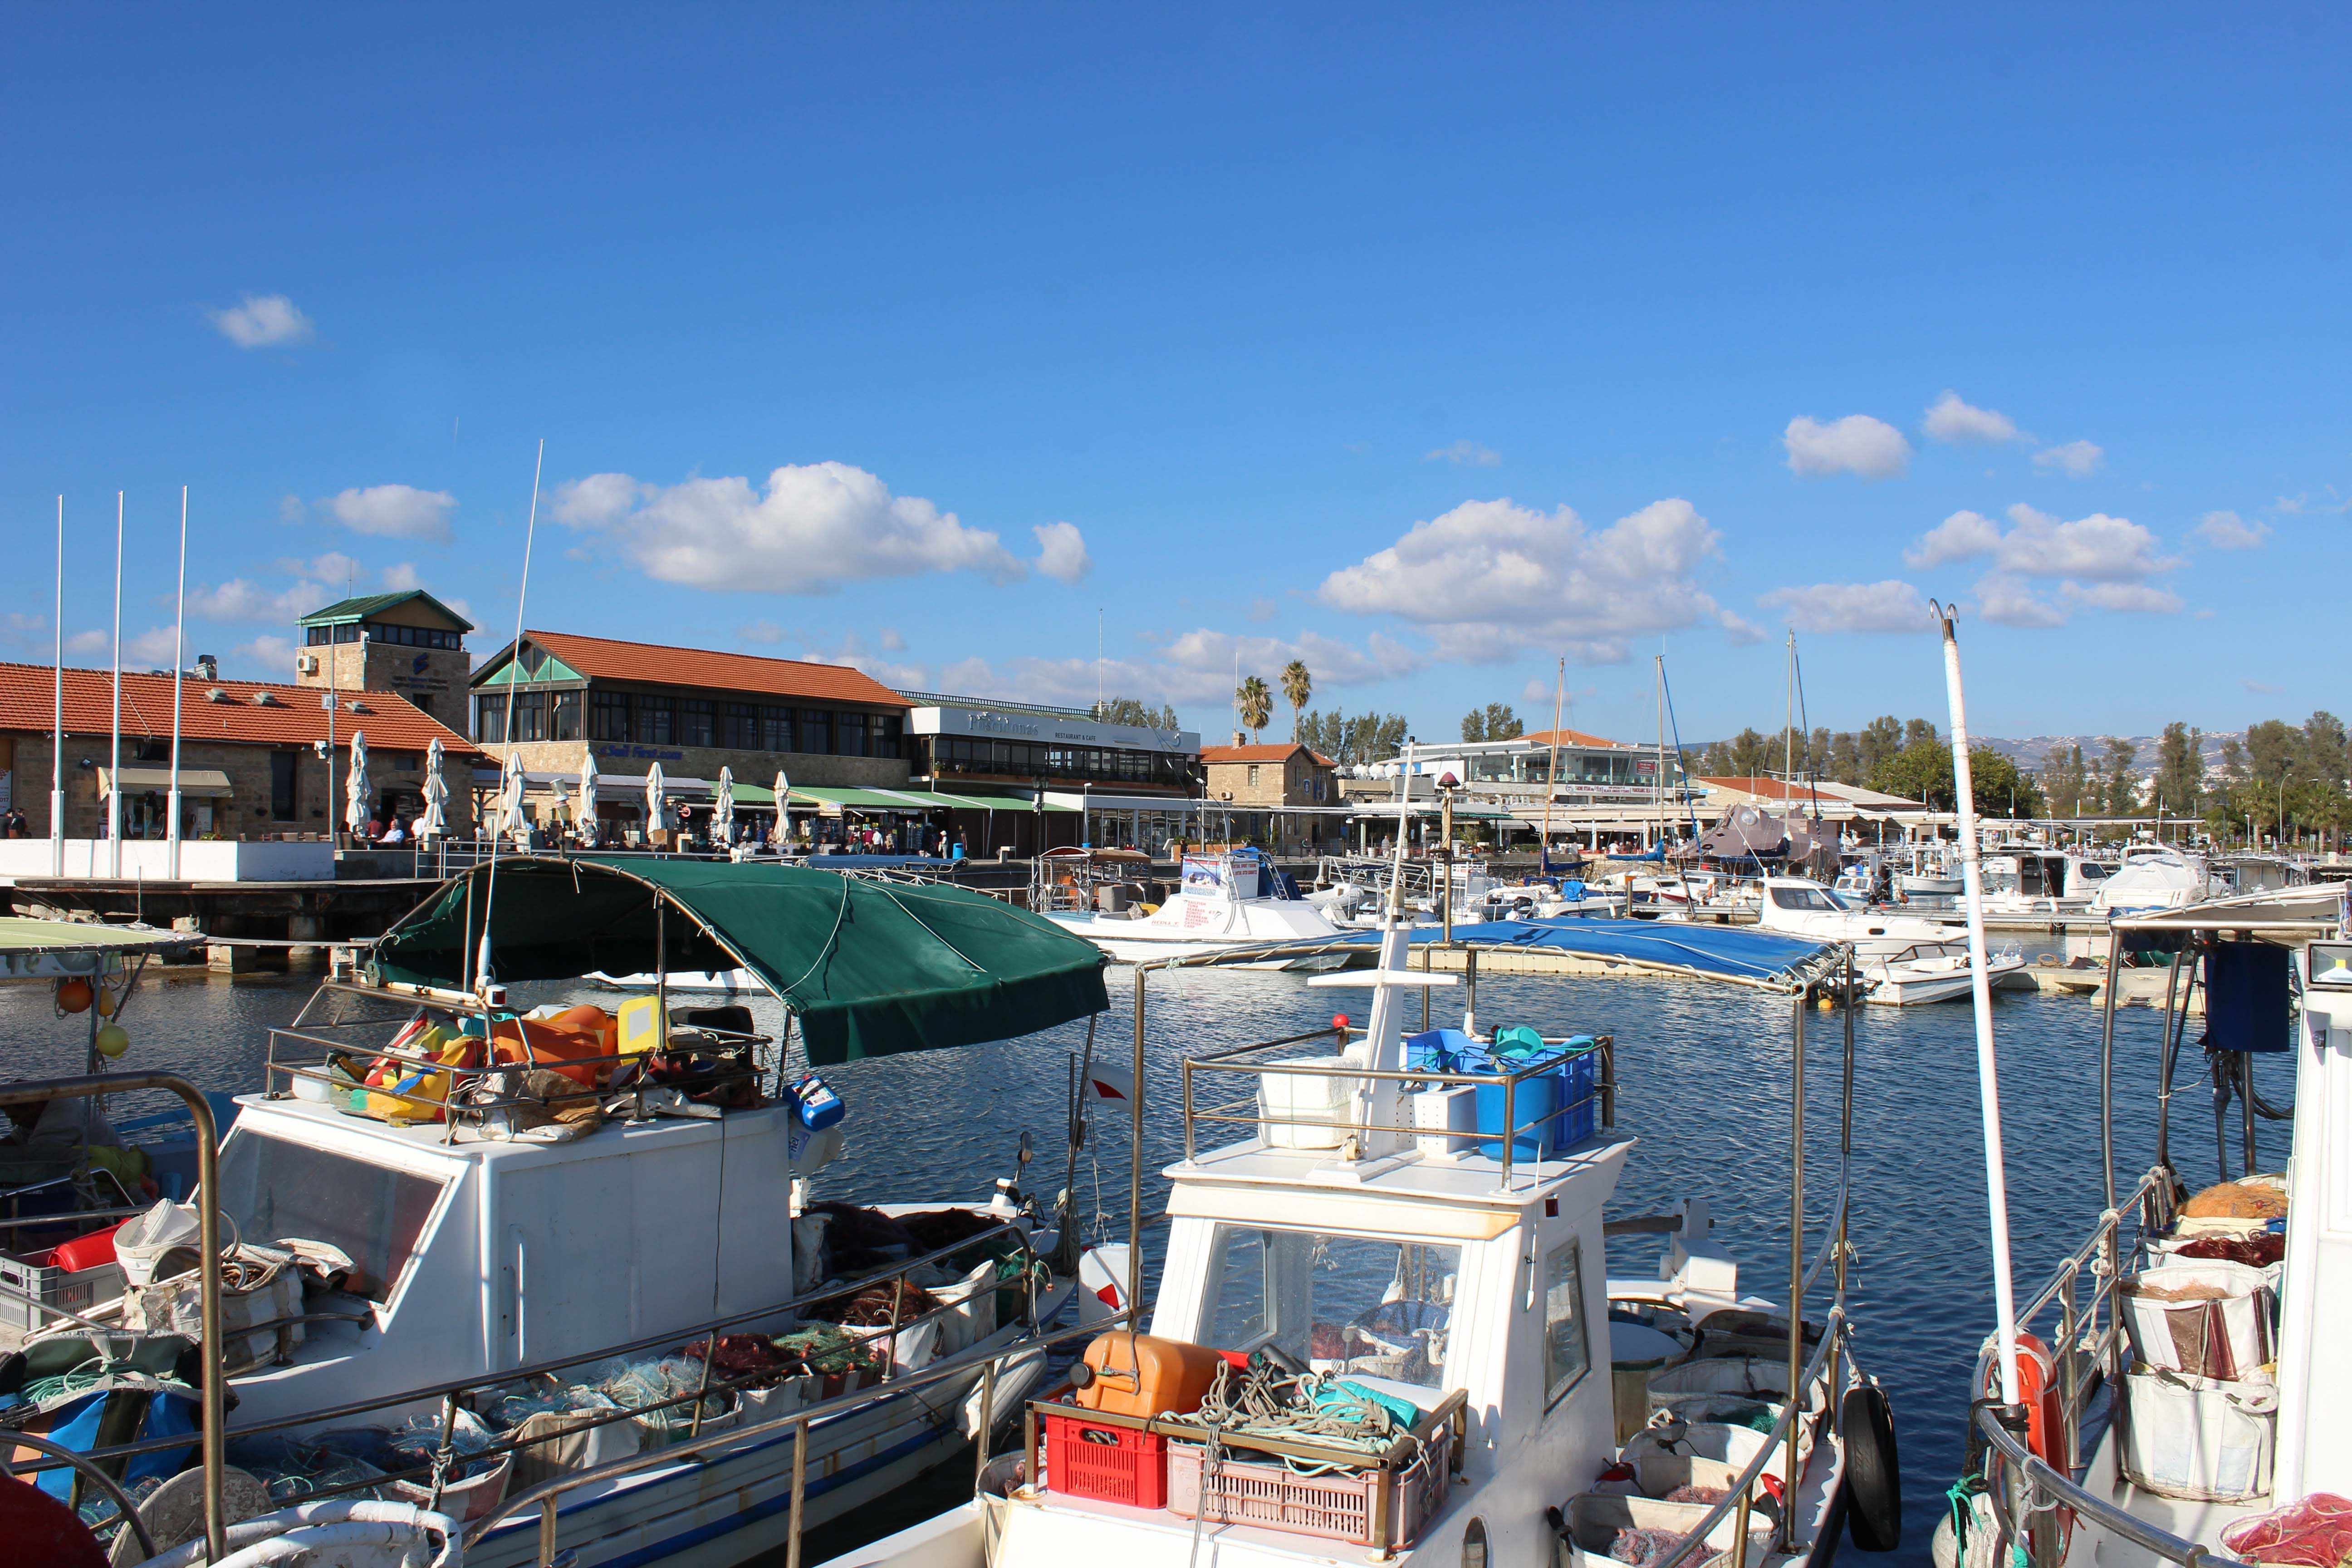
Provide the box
[1198,1225,1458,1392]
[216,1131,446,1303]
[1769,884,1845,913]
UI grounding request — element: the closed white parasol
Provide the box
[645,760,671,839]
[773,771,791,849]
[496,751,529,844]
[345,731,374,837]
[574,750,600,848]
[714,765,735,843]
[418,736,448,841]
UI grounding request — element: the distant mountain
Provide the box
[1981,731,2241,777]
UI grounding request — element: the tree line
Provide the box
[2042,712,2351,839]
[1687,715,2043,817]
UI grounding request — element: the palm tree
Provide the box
[1280,660,1312,741]
[1237,676,1274,740]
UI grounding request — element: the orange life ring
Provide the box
[1984,1330,2075,1559]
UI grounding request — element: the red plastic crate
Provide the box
[1042,1410,1170,1509]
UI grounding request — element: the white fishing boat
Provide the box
[1043,849,1351,970]
[1980,848,2108,916]
[0,858,1127,1568]
[1898,842,1963,898]
[828,787,1900,1568]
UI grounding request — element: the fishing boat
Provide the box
[0,857,1129,1567]
[1979,847,2108,916]
[1041,848,1351,970]
[1898,842,1963,899]
[1754,876,2028,1005]
[827,790,1902,1568]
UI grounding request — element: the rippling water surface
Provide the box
[3,950,2292,1565]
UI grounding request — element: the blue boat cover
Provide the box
[1329,918,1833,984]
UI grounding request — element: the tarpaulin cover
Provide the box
[370,855,1108,1064]
[1330,917,1834,985]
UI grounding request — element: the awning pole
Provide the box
[1936,603,2021,1408]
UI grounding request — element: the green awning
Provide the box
[369,856,1108,1064]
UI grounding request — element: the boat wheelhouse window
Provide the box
[1199,1225,1457,1392]
[216,1133,444,1303]
[1769,885,1838,912]
[1543,1236,1592,1406]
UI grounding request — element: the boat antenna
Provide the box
[1934,599,2023,1410]
[1790,631,1823,829]
[475,438,546,995]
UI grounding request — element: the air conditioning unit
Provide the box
[296,654,320,675]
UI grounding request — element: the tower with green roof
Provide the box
[295,590,475,728]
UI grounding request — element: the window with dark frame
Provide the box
[799,708,832,755]
[679,697,714,747]
[551,691,582,742]
[760,706,793,752]
[590,691,630,742]
[720,702,757,749]
[835,711,868,757]
[270,751,299,818]
[637,694,673,745]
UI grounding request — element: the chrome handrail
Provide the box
[1970,1402,2252,1568]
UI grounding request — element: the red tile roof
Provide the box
[517,630,909,707]
[1518,727,1632,750]
[1200,744,1338,767]
[0,662,480,755]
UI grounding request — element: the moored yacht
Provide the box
[1042,848,1350,970]
[1755,876,2028,1005]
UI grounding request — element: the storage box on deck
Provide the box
[2119,1367,2275,1502]
[1041,1409,1171,1508]
[1558,1492,1774,1568]
[0,1247,125,1336]
[1166,1421,1453,1549]
[1256,1053,1362,1150]
[1406,1029,1600,1161]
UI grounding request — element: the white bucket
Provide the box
[2121,1262,2276,1382]
[2119,1368,2275,1502]
[1257,1054,1360,1149]
[114,1200,202,1288]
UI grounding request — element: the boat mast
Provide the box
[1542,657,1563,868]
[1653,653,1666,851]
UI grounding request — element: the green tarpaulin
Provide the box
[369,855,1108,1064]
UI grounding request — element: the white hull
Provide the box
[1864,949,2029,1004]
[589,968,758,993]
[1899,873,1963,897]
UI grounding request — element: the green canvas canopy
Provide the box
[369,856,1108,1064]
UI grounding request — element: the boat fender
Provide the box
[1841,1382,1902,1552]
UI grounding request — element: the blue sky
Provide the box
[5,5,2346,749]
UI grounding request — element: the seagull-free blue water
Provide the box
[4,952,2290,1566]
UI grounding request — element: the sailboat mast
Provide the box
[1783,627,1795,787]
[1542,657,1563,864]
[1654,653,1666,850]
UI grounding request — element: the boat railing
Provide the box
[18,1204,1057,1531]
[261,977,772,1144]
[1177,1023,1615,1191]
[1957,1164,2207,1567]
[469,1299,1137,1568]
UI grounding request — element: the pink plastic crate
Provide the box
[1165,1426,1451,1548]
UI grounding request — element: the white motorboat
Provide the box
[1044,850,1351,970]
[828,901,1895,1568]
[1980,848,2108,916]
[5,857,1121,1568]
[2086,845,2220,919]
[1755,876,2026,1004]
[1898,843,1963,898]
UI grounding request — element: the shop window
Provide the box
[1543,1237,1592,1405]
[637,695,673,746]
[550,691,582,742]
[761,706,793,752]
[873,714,902,760]
[590,691,630,742]
[836,712,869,757]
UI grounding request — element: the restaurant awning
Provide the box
[371,855,1109,1063]
[97,767,234,799]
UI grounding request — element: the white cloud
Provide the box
[1783,415,1911,480]
[207,293,315,349]
[187,578,320,623]
[124,627,182,667]
[554,461,1024,593]
[2061,581,2185,614]
[316,484,457,542]
[2274,487,2351,516]
[738,619,785,644]
[799,633,929,694]
[878,627,906,652]
[1904,503,2174,581]
[1755,580,1932,634]
[66,630,110,657]
[379,562,426,591]
[1972,575,2067,629]
[1904,510,2004,568]
[1922,392,2019,444]
[278,495,304,524]
[0,612,49,652]
[1426,440,1502,467]
[229,636,296,676]
[854,626,1422,715]
[2193,510,2269,550]
[1318,495,1737,664]
[2032,439,2104,478]
[1032,521,1092,583]
[1246,597,1278,624]
[2242,678,2283,696]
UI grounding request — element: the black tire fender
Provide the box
[1842,1382,1903,1552]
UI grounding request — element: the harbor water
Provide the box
[4,950,2289,1566]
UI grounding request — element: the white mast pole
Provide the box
[51,497,65,877]
[1541,658,1563,864]
[477,439,545,992]
[1936,603,2021,1407]
[108,491,124,877]
[167,485,188,879]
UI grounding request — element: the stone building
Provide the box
[296,590,475,730]
[1197,739,1340,852]
[0,660,480,842]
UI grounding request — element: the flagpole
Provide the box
[108,491,124,878]
[167,485,188,879]
[50,496,65,877]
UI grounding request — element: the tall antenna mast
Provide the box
[1783,627,1795,786]
[50,497,64,877]
[476,439,546,994]
[1541,658,1563,870]
[1654,652,1666,851]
